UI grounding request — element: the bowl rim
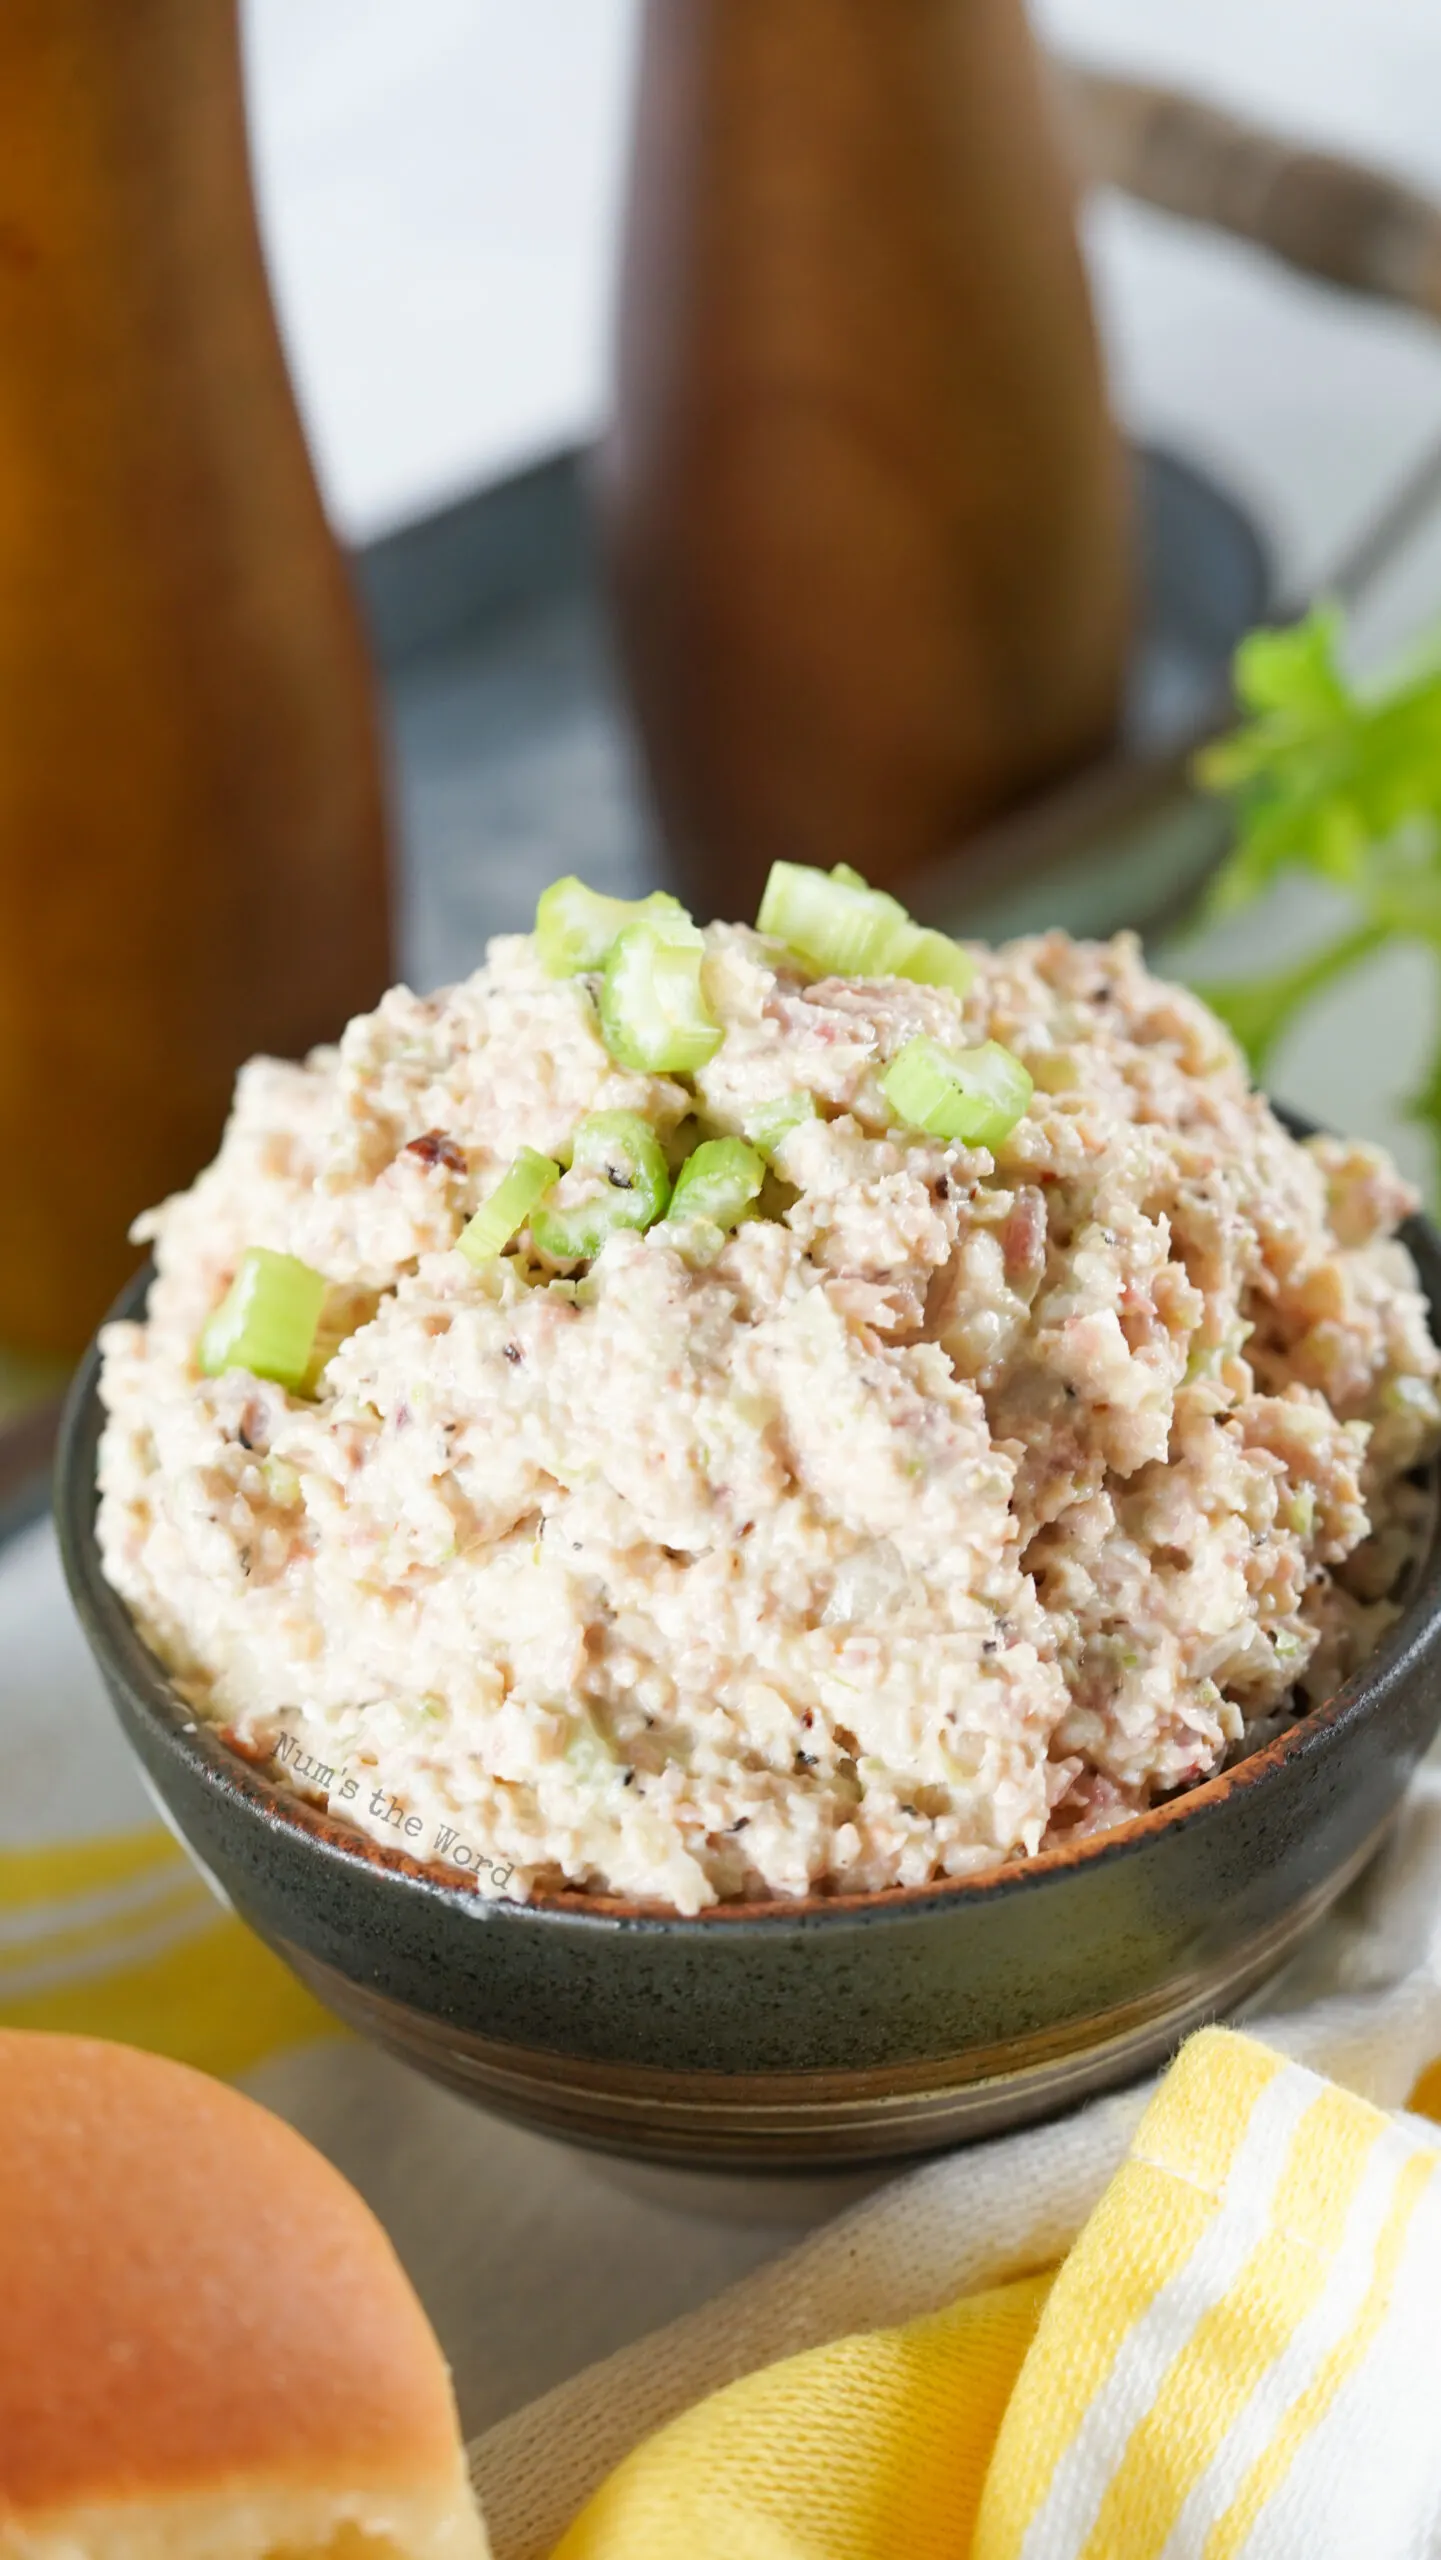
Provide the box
[58,1212,1441,1939]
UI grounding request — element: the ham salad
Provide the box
[96,866,1441,1912]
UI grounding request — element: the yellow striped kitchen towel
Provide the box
[0,1505,336,2081]
[551,2029,1441,2560]
[0,1827,337,2079]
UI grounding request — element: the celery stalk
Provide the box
[530,1111,671,1260]
[743,1090,820,1163]
[599,919,722,1074]
[457,1149,561,1264]
[758,859,974,992]
[198,1249,329,1393]
[668,1137,766,1232]
[534,877,686,976]
[881,1036,1032,1149]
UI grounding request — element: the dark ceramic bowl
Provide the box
[58,1236,1441,2170]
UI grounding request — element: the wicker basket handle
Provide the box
[1060,61,1441,322]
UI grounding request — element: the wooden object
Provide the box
[1062,63,1441,322]
[598,0,1132,920]
[0,0,392,1356]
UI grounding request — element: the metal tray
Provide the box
[354,442,1272,993]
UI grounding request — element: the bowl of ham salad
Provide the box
[58,862,1441,2165]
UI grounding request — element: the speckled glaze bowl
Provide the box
[58,1233,1441,2170]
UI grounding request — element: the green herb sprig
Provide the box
[1191,606,1441,1179]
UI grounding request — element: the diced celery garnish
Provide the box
[262,1456,302,1508]
[743,1090,820,1165]
[530,1111,672,1260]
[565,1710,620,1785]
[457,1148,561,1265]
[534,876,686,976]
[758,859,975,994]
[757,860,914,977]
[880,1035,1033,1149]
[892,928,976,997]
[198,1249,329,1393]
[599,917,722,1074]
[669,1137,767,1232]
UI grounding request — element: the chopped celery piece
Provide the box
[198,1249,328,1393]
[599,917,721,1074]
[669,1137,766,1232]
[744,1090,820,1163]
[565,1709,619,1785]
[880,1035,1032,1150]
[457,1148,560,1265]
[530,1111,671,1260]
[757,860,914,977]
[534,876,686,976]
[892,927,976,997]
[262,1456,301,1508]
[758,860,974,995]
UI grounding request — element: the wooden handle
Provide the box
[1059,60,1441,322]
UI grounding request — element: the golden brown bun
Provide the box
[0,2030,489,2559]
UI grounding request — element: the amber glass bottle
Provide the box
[599,0,1130,918]
[0,0,392,1355]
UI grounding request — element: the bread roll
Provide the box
[0,2030,488,2559]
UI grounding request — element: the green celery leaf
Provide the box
[1187,607,1441,1202]
[1195,607,1441,917]
[1232,608,1350,719]
[1405,1031,1441,1200]
[1193,925,1386,1075]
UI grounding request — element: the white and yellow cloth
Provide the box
[7,1499,1441,2558]
[530,2030,1441,2559]
[470,1758,1441,2557]
[0,1513,331,2075]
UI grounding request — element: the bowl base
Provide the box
[265,1823,1383,2169]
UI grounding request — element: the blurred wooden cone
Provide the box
[598,0,1132,921]
[0,0,393,1357]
